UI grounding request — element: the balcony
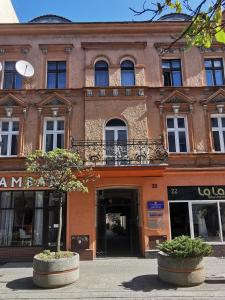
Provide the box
[71,139,168,167]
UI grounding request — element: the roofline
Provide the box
[0,21,189,35]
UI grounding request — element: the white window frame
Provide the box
[0,118,19,157]
[104,125,128,165]
[211,114,225,152]
[169,200,225,244]
[166,115,189,153]
[43,117,65,151]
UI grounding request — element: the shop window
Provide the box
[3,61,23,89]
[0,191,66,248]
[162,59,182,87]
[95,60,109,87]
[166,116,189,153]
[47,61,66,89]
[192,203,220,242]
[121,60,135,86]
[211,115,225,152]
[105,118,128,165]
[0,119,19,156]
[43,117,65,152]
[204,58,224,86]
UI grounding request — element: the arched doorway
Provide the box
[96,188,140,257]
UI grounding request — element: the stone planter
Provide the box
[157,251,205,286]
[33,253,79,288]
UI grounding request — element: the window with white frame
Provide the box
[43,118,65,152]
[0,119,19,156]
[166,116,189,152]
[211,115,225,152]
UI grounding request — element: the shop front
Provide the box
[0,184,66,262]
[168,185,225,255]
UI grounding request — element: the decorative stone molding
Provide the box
[0,44,31,55]
[39,44,74,54]
[0,93,27,117]
[37,92,73,116]
[201,88,225,113]
[81,42,147,50]
[154,42,186,56]
[198,44,225,53]
[156,90,195,113]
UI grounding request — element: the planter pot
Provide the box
[157,251,205,286]
[33,253,79,288]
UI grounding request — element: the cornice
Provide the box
[81,42,147,49]
[0,22,188,36]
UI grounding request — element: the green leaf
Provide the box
[215,29,225,44]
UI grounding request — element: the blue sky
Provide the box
[12,0,203,23]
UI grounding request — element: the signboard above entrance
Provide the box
[168,186,225,201]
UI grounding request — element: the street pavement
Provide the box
[0,257,225,299]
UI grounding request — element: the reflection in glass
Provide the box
[192,203,220,242]
[220,203,225,242]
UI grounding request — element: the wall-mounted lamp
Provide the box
[172,104,180,114]
[5,107,13,117]
[216,104,224,114]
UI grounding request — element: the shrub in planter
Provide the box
[157,236,212,286]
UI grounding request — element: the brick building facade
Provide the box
[0,14,225,261]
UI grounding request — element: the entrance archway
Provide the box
[96,188,140,257]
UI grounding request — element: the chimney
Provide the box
[0,0,19,23]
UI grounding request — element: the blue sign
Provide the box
[147,201,164,210]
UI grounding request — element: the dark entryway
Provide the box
[96,189,140,257]
[169,202,190,239]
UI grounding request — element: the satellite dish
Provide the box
[16,60,34,78]
[0,62,2,72]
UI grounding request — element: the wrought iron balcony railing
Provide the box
[71,139,168,166]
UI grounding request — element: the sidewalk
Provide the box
[0,257,225,299]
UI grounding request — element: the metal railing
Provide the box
[71,139,168,166]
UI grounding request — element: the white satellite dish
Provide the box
[16,60,34,78]
[0,62,2,72]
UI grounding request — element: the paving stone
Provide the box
[0,257,225,299]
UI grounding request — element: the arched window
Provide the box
[121,60,135,86]
[105,118,128,165]
[95,60,109,87]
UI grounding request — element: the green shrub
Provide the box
[158,236,213,258]
[36,250,74,260]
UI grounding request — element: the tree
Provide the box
[26,148,96,253]
[131,1,225,49]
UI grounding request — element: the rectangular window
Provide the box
[0,191,66,247]
[43,118,65,151]
[0,119,19,156]
[162,59,182,87]
[204,59,224,86]
[166,116,189,153]
[3,62,23,89]
[47,61,66,89]
[211,115,225,152]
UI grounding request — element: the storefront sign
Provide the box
[0,176,45,189]
[168,186,225,201]
[147,201,164,210]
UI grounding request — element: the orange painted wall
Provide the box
[67,169,225,257]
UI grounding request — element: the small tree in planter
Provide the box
[157,236,212,287]
[26,148,96,288]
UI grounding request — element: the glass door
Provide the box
[105,127,127,165]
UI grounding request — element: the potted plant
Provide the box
[26,148,96,288]
[157,235,212,286]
